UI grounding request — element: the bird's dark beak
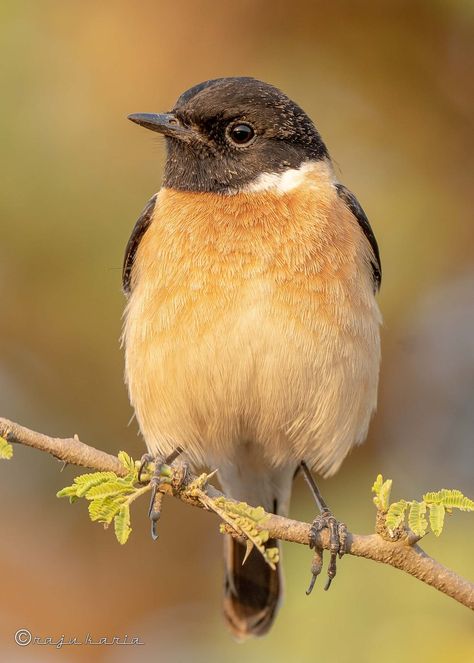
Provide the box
[127,112,190,140]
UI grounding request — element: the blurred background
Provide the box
[1,0,473,661]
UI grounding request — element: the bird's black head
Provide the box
[128,77,329,193]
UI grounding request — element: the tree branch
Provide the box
[1,416,473,611]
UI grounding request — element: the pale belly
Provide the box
[124,277,381,478]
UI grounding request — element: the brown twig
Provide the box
[1,416,473,611]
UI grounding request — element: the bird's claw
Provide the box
[306,547,323,595]
[148,474,164,540]
[138,453,155,484]
[138,449,184,540]
[307,510,347,594]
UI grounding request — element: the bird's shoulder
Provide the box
[334,183,381,290]
[122,193,158,295]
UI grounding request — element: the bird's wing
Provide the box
[335,183,381,291]
[122,193,158,295]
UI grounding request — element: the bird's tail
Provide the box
[223,533,281,639]
[219,462,293,639]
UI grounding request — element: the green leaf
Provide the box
[57,485,77,498]
[423,490,443,505]
[266,547,280,565]
[385,500,407,534]
[372,474,392,511]
[423,489,474,512]
[0,436,13,460]
[373,480,473,539]
[74,472,118,497]
[408,501,428,537]
[85,480,135,500]
[206,496,278,569]
[114,505,131,544]
[372,474,383,495]
[429,503,445,537]
[55,459,148,545]
[88,495,126,524]
[57,472,118,500]
[118,451,136,476]
[56,485,80,503]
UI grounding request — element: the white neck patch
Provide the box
[241,161,318,195]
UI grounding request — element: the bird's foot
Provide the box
[299,461,348,594]
[137,453,155,484]
[306,510,347,594]
[137,449,185,540]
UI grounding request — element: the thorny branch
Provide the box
[1,416,472,611]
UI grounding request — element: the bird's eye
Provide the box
[227,123,255,146]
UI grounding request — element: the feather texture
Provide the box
[123,160,381,478]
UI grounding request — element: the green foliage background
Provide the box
[1,1,473,661]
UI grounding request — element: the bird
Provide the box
[122,77,382,639]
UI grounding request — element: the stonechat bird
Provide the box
[123,77,382,639]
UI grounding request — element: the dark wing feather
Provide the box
[335,183,381,291]
[122,194,157,295]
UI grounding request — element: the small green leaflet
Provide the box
[428,503,445,537]
[385,500,407,534]
[423,489,474,512]
[114,505,132,544]
[88,495,126,523]
[372,474,392,511]
[0,436,13,460]
[408,501,428,537]
[118,451,136,476]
